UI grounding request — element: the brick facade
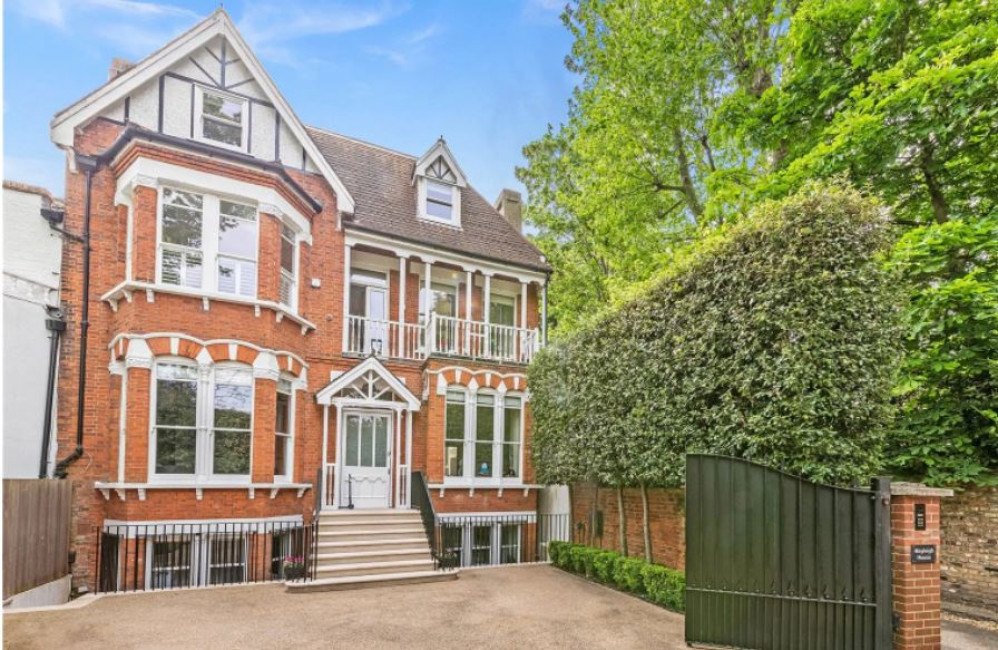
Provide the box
[55,116,546,591]
[940,485,998,613]
[570,483,685,571]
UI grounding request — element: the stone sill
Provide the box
[94,481,312,502]
[100,280,317,334]
[428,482,542,498]
[891,482,955,498]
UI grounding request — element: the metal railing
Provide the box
[410,472,569,572]
[95,519,318,593]
[343,314,540,364]
[322,463,336,509]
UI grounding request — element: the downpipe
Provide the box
[55,155,98,479]
[39,309,66,478]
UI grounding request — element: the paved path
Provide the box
[3,565,687,650]
[942,618,998,650]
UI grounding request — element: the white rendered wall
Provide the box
[3,187,62,479]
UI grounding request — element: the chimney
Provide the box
[108,57,135,81]
[494,189,522,233]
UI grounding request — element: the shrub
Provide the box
[548,542,684,612]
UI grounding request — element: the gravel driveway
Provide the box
[3,565,687,650]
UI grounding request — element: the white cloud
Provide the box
[238,1,409,48]
[366,23,442,69]
[8,0,198,29]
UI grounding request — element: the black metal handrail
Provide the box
[411,472,449,570]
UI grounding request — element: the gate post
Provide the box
[890,483,954,650]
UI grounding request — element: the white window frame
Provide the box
[216,199,260,299]
[145,533,248,589]
[149,358,254,485]
[274,376,295,483]
[194,86,249,152]
[443,389,525,486]
[279,224,298,310]
[445,521,522,567]
[156,186,260,299]
[417,177,462,227]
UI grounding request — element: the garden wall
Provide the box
[570,484,685,571]
[941,485,998,613]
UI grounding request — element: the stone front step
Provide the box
[317,528,426,543]
[315,559,435,578]
[316,538,428,554]
[316,548,432,566]
[287,570,457,593]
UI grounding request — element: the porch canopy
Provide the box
[315,356,420,411]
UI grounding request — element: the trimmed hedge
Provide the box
[548,541,685,612]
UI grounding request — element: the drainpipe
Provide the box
[542,274,550,345]
[39,309,66,478]
[55,154,98,479]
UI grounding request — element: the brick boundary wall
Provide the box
[891,483,954,650]
[570,483,685,571]
[940,484,998,613]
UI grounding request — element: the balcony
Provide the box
[345,314,540,364]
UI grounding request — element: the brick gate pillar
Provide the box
[891,483,954,650]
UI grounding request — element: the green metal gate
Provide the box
[685,454,892,650]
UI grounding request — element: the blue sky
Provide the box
[3,0,575,202]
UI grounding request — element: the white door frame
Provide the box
[337,409,394,509]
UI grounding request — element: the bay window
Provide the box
[151,361,254,482]
[279,225,297,308]
[158,188,259,299]
[443,390,523,482]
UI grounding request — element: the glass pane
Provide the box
[217,257,236,294]
[471,526,491,566]
[214,369,252,430]
[274,434,288,476]
[161,203,202,249]
[163,187,203,210]
[503,443,520,478]
[275,392,290,434]
[349,284,366,316]
[218,214,257,258]
[346,417,360,466]
[221,200,256,221]
[501,525,519,564]
[442,525,463,567]
[280,230,295,273]
[374,418,388,468]
[280,274,294,307]
[156,428,196,474]
[184,253,203,288]
[209,537,245,584]
[203,92,243,123]
[490,300,515,326]
[432,285,456,317]
[151,540,191,589]
[475,443,493,477]
[217,257,256,296]
[445,441,463,477]
[426,199,452,220]
[156,369,197,426]
[445,402,465,441]
[161,249,182,285]
[203,119,241,146]
[213,430,250,474]
[476,400,494,442]
[360,417,374,467]
[504,402,521,443]
[427,180,453,204]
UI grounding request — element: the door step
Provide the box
[287,570,458,593]
[316,558,435,578]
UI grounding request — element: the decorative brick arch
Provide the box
[427,366,528,398]
[108,333,307,378]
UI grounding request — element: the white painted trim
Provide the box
[193,85,250,153]
[50,9,356,213]
[101,281,316,333]
[413,139,468,188]
[314,356,420,410]
[94,483,311,502]
[103,514,303,528]
[115,156,311,241]
[435,510,536,520]
[343,229,546,285]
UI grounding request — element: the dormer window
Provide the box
[425,180,455,221]
[196,87,247,150]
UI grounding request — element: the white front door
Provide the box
[340,412,392,509]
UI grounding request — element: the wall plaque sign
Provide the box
[911,545,937,564]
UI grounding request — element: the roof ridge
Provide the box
[306,125,417,160]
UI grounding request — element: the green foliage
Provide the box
[885,217,998,486]
[549,542,686,612]
[531,183,902,486]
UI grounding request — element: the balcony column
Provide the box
[342,244,352,354]
[465,270,473,355]
[398,255,407,357]
[520,281,528,362]
[483,273,492,357]
[541,280,548,345]
[423,259,433,353]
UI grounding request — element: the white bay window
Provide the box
[158,187,258,299]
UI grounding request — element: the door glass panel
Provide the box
[346,416,360,466]
[360,416,374,467]
[374,417,388,468]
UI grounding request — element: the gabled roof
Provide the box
[307,127,550,272]
[413,138,467,188]
[315,356,420,410]
[49,8,356,214]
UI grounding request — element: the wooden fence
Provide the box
[3,479,72,599]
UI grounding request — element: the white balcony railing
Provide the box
[344,314,540,364]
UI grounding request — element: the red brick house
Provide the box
[50,9,550,592]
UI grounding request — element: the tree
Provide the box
[517,0,790,335]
